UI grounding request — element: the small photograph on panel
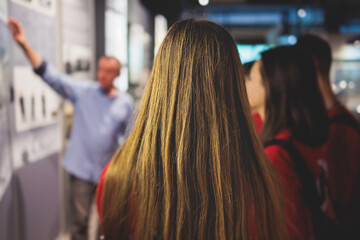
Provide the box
[63,43,92,79]
[41,92,46,118]
[14,0,32,3]
[13,66,60,132]
[39,0,52,8]
[31,94,35,121]
[19,94,26,122]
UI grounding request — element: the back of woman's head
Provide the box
[260,45,329,146]
[243,60,255,77]
[102,19,286,240]
[296,34,332,78]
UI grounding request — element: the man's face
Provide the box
[97,57,120,91]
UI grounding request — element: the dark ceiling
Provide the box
[140,0,360,33]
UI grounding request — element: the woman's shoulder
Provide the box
[264,129,293,163]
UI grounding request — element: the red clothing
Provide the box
[265,129,329,240]
[324,105,360,224]
[252,112,263,134]
[96,162,137,238]
[97,164,258,239]
[96,162,110,224]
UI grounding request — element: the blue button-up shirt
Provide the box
[35,62,134,183]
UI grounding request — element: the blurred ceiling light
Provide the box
[341,45,360,60]
[297,8,307,18]
[348,81,355,89]
[199,0,209,6]
[288,35,297,45]
[339,80,347,89]
[355,40,360,48]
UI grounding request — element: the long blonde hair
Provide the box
[102,19,287,240]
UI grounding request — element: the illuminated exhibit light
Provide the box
[339,80,347,89]
[297,8,307,18]
[288,35,297,45]
[199,0,209,6]
[357,105,360,114]
[348,81,355,89]
[355,40,360,47]
[341,45,360,60]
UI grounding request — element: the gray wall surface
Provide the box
[15,154,60,240]
[0,178,16,240]
[0,1,63,239]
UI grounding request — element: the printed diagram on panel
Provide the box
[13,66,61,132]
[63,43,92,80]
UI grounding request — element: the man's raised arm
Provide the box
[7,17,42,68]
[7,17,92,103]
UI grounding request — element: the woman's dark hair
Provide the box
[296,34,332,78]
[243,61,255,76]
[260,46,329,146]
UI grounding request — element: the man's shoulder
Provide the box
[114,91,135,106]
[88,81,101,89]
[76,81,101,95]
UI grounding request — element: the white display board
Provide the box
[13,66,60,132]
[0,0,11,202]
[0,64,12,202]
[11,0,56,17]
[0,0,7,22]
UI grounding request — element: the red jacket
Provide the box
[97,163,260,239]
[96,162,137,238]
[96,162,109,224]
[324,105,360,225]
[264,129,331,240]
[252,112,263,134]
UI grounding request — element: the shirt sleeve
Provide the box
[265,145,314,240]
[34,61,92,103]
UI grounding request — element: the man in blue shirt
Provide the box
[8,18,134,240]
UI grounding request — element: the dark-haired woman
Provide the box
[243,60,263,134]
[246,46,333,239]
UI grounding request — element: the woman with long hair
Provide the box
[246,46,331,239]
[243,60,263,134]
[96,19,287,240]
